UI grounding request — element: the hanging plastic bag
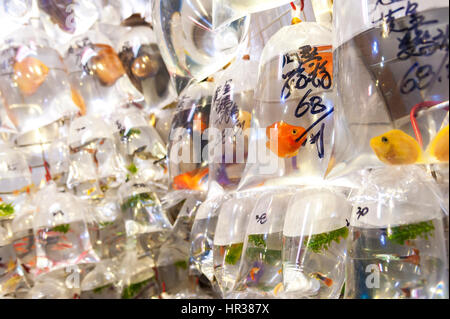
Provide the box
[209,56,258,192]
[168,81,215,195]
[238,22,336,190]
[37,0,101,48]
[231,188,294,298]
[0,27,80,135]
[118,181,172,259]
[151,0,250,94]
[11,198,38,282]
[117,25,177,110]
[27,269,79,299]
[80,259,121,299]
[116,251,160,299]
[345,166,448,299]
[212,0,292,30]
[66,115,127,199]
[329,0,449,180]
[190,190,227,284]
[109,108,167,161]
[63,31,144,117]
[13,119,70,189]
[156,195,203,296]
[86,190,127,261]
[213,191,258,296]
[33,182,99,275]
[0,0,36,40]
[281,187,350,299]
[1,210,30,298]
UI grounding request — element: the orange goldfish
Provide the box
[13,56,49,96]
[249,267,261,281]
[266,121,307,158]
[273,282,284,296]
[71,87,86,115]
[428,124,449,162]
[370,129,423,165]
[173,167,209,191]
[92,44,125,86]
[302,45,333,82]
[193,113,208,133]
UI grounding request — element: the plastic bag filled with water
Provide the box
[190,192,226,284]
[12,119,71,189]
[329,0,449,180]
[63,31,144,117]
[86,190,127,261]
[38,0,101,48]
[66,115,127,199]
[1,209,30,298]
[0,27,80,135]
[151,0,250,94]
[157,195,203,296]
[231,188,294,298]
[212,0,292,30]
[168,81,215,194]
[345,166,448,299]
[117,25,177,110]
[213,191,258,296]
[33,183,99,276]
[238,22,335,190]
[209,56,258,192]
[118,181,172,260]
[80,259,121,299]
[281,187,350,299]
[0,0,36,40]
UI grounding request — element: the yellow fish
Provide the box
[428,124,449,163]
[370,129,422,165]
[237,110,252,131]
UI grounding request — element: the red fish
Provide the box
[249,267,261,281]
[266,121,307,158]
[311,272,334,287]
[173,167,209,191]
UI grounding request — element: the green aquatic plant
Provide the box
[225,243,244,265]
[121,278,151,299]
[174,260,188,270]
[99,221,114,228]
[0,203,14,217]
[121,128,141,139]
[245,247,282,266]
[127,163,138,175]
[387,221,435,245]
[121,193,155,211]
[305,226,349,254]
[248,234,267,248]
[52,224,70,234]
[93,283,113,294]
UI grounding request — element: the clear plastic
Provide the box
[209,57,258,192]
[63,31,144,117]
[13,119,70,188]
[80,260,121,299]
[238,22,335,190]
[329,0,449,180]
[281,187,350,299]
[345,166,448,299]
[168,82,215,193]
[190,193,227,283]
[117,25,177,110]
[0,27,79,135]
[151,0,250,94]
[213,191,258,296]
[212,0,292,30]
[66,115,127,199]
[118,181,172,260]
[157,195,203,296]
[231,188,294,298]
[38,0,101,48]
[33,183,99,276]
[0,0,35,40]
